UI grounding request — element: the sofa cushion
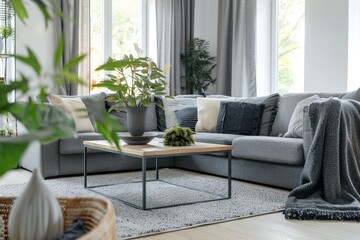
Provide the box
[232,136,304,165]
[195,98,236,132]
[175,106,198,131]
[48,95,95,133]
[155,96,201,131]
[162,97,197,129]
[60,133,106,154]
[271,93,342,136]
[216,101,265,135]
[79,93,108,131]
[342,88,360,101]
[203,94,280,136]
[46,93,108,132]
[239,93,280,136]
[193,132,243,145]
[284,95,319,138]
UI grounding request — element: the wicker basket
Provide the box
[0,197,116,240]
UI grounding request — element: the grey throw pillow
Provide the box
[155,95,200,131]
[162,97,197,129]
[216,101,265,135]
[175,106,198,131]
[239,93,280,136]
[45,93,107,132]
[341,88,360,101]
[283,95,320,138]
[79,92,107,131]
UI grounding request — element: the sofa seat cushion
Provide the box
[232,136,304,165]
[154,132,243,145]
[193,133,243,145]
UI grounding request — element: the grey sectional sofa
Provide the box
[20,90,359,189]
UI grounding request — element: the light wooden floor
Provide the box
[1,169,359,240]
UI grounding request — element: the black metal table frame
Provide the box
[84,146,232,210]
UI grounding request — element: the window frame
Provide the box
[270,0,278,94]
[270,0,305,95]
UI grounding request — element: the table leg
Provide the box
[228,150,232,198]
[84,147,88,188]
[142,157,147,210]
[156,157,159,180]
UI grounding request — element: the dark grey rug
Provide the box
[0,169,288,239]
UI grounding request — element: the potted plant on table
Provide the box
[95,45,170,136]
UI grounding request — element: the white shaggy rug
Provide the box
[0,169,288,239]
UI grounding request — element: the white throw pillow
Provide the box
[195,97,235,132]
[47,94,95,133]
[284,95,320,138]
[162,97,197,129]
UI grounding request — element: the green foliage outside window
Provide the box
[277,0,304,94]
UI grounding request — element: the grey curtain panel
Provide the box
[156,0,195,96]
[217,0,257,97]
[55,0,90,96]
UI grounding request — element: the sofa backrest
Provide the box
[270,92,343,136]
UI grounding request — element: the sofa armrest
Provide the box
[302,106,312,161]
[40,140,61,178]
[20,140,61,178]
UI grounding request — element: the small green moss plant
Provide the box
[163,126,196,146]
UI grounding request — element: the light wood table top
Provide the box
[83,138,232,157]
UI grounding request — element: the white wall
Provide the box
[16,0,56,99]
[16,1,56,170]
[304,0,349,93]
[256,0,272,96]
[348,0,360,91]
[194,0,218,94]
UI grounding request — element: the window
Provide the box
[90,0,156,93]
[274,0,305,94]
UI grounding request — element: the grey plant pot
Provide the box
[126,106,148,136]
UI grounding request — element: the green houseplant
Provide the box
[96,45,170,136]
[163,126,195,146]
[181,38,216,95]
[0,0,120,176]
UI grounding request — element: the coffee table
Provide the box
[83,138,232,210]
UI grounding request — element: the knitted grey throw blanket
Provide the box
[284,98,360,220]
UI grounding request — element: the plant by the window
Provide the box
[0,0,120,176]
[163,126,195,147]
[0,24,14,39]
[0,123,15,137]
[181,38,216,95]
[95,44,170,111]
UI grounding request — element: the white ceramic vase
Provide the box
[8,169,64,240]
